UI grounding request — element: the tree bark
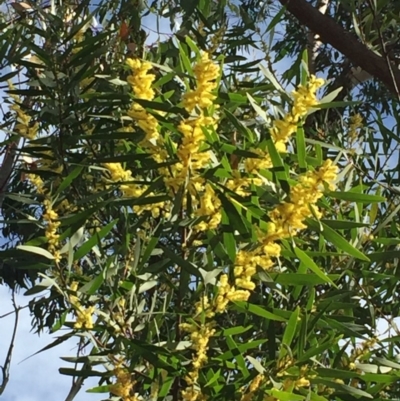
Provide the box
[307,0,330,75]
[278,0,400,97]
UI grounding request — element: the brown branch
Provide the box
[0,141,19,206]
[0,292,20,396]
[278,0,400,97]
[0,95,34,210]
[307,0,330,75]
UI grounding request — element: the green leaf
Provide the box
[79,273,105,295]
[312,378,372,398]
[216,339,267,361]
[319,86,343,104]
[224,109,253,140]
[246,355,266,373]
[265,136,289,192]
[86,386,110,393]
[268,273,340,286]
[373,357,400,370]
[222,229,237,263]
[279,306,299,358]
[247,93,269,123]
[307,219,370,261]
[54,166,84,197]
[223,325,253,336]
[177,41,194,77]
[226,336,248,375]
[17,245,54,260]
[233,302,287,321]
[296,126,307,170]
[185,36,201,58]
[268,389,304,401]
[219,193,250,237]
[294,247,337,287]
[320,219,369,229]
[329,191,386,203]
[59,368,104,377]
[74,220,118,260]
[18,333,73,363]
[50,311,68,333]
[259,64,287,96]
[367,250,400,262]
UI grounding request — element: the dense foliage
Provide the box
[2,1,400,401]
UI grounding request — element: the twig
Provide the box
[0,303,29,319]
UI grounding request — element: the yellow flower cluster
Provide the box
[272,75,324,146]
[245,75,324,172]
[42,199,61,262]
[180,321,216,401]
[27,173,45,195]
[268,159,338,237]
[149,52,221,231]
[241,374,263,401]
[245,147,273,174]
[106,61,172,217]
[27,174,62,261]
[216,159,338,309]
[109,364,138,401]
[181,322,216,371]
[103,162,165,217]
[8,82,39,140]
[69,281,95,330]
[36,150,63,174]
[234,247,280,290]
[178,53,221,231]
[120,54,221,231]
[174,72,336,401]
[348,337,378,365]
[182,53,219,112]
[195,183,222,231]
[112,298,129,335]
[348,113,363,142]
[282,377,310,392]
[126,59,159,143]
[214,273,251,313]
[225,173,263,197]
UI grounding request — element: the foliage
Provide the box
[1,1,400,401]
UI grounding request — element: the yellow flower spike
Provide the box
[126,59,156,100]
[183,52,219,113]
[295,377,310,388]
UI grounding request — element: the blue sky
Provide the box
[0,287,100,401]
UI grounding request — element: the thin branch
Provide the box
[63,375,85,401]
[0,303,29,319]
[0,291,20,396]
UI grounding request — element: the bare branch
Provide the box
[63,376,85,401]
[0,292,20,396]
